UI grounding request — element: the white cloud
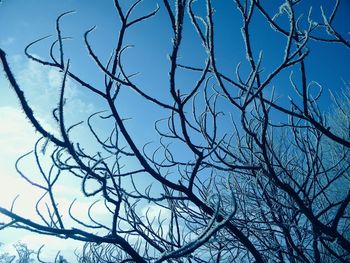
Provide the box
[10,54,22,63]
[0,56,99,262]
[0,106,56,219]
[0,106,37,156]
[0,104,44,214]
[15,54,95,121]
[18,59,46,88]
[48,68,63,88]
[141,204,171,221]
[1,36,15,46]
[141,204,170,226]
[139,204,171,239]
[66,97,95,115]
[0,105,98,223]
[59,196,112,229]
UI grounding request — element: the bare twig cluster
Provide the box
[1,0,349,262]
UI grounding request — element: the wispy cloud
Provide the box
[13,54,95,124]
[0,107,42,211]
[1,36,15,46]
[0,55,98,259]
[141,204,171,238]
[141,204,171,222]
[0,106,94,261]
[0,106,37,156]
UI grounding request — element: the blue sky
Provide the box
[0,0,349,261]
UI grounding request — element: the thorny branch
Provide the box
[1,0,350,262]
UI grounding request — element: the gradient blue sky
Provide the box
[0,0,349,261]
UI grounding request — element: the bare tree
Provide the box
[1,0,349,262]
